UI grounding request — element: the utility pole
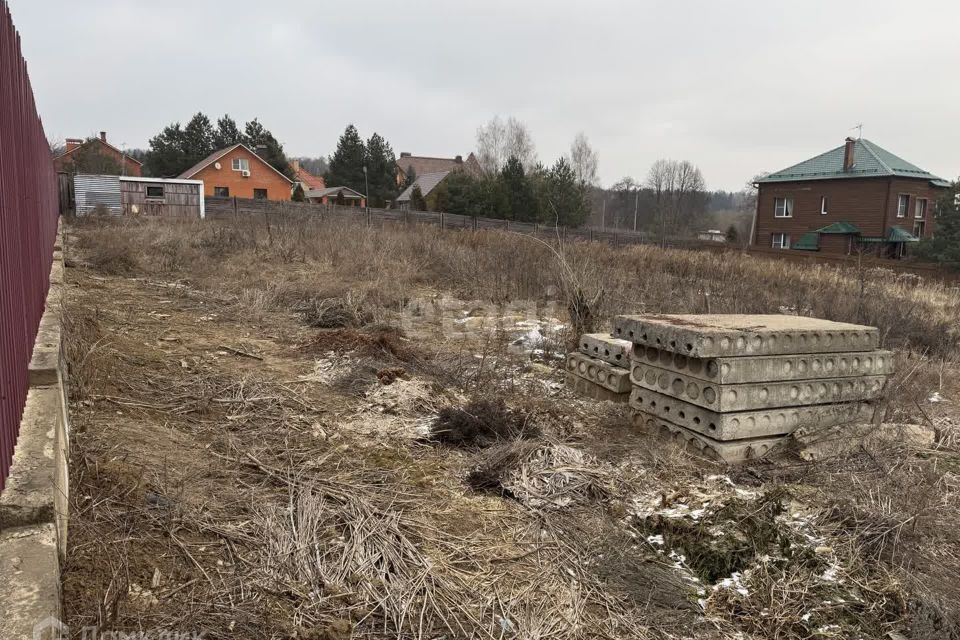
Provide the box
[633,190,639,232]
[601,197,606,229]
[363,165,369,212]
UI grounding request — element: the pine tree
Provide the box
[182,113,215,164]
[244,118,291,177]
[410,185,427,211]
[365,132,398,208]
[726,224,739,244]
[500,156,536,221]
[144,123,189,177]
[916,181,960,267]
[291,183,306,202]
[546,156,588,227]
[213,115,243,149]
[325,125,368,195]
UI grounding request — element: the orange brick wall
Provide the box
[191,147,291,200]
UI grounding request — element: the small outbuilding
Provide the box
[74,174,205,218]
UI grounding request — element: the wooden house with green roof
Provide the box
[753,137,950,258]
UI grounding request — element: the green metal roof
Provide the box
[816,221,861,234]
[757,139,946,184]
[887,226,920,242]
[792,232,820,250]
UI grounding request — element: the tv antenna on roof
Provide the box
[850,123,863,139]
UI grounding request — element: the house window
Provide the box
[253,188,268,200]
[820,196,828,215]
[232,158,250,172]
[771,233,790,249]
[774,197,793,218]
[897,194,909,218]
[214,186,230,197]
[913,220,925,237]
[915,198,927,219]
[145,185,164,199]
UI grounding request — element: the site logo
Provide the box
[33,616,205,640]
[33,616,68,640]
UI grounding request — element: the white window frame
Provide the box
[897,194,909,218]
[915,198,927,219]
[820,195,828,215]
[771,232,790,249]
[913,219,925,237]
[232,158,250,172]
[774,197,793,218]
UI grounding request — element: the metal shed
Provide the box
[73,174,205,218]
[74,174,121,215]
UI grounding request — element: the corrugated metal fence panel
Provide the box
[0,0,59,494]
[74,174,121,215]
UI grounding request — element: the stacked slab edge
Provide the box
[614,314,891,463]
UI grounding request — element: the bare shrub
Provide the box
[293,294,372,328]
[430,398,539,447]
[300,325,414,361]
[78,228,138,274]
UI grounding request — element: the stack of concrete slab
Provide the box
[613,314,893,462]
[565,333,633,402]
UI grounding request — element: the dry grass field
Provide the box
[61,214,960,640]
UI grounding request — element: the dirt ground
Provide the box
[60,219,960,640]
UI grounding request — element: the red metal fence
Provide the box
[0,0,59,493]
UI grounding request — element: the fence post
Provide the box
[233,196,238,216]
[589,229,594,242]
[440,212,445,230]
[505,220,509,231]
[473,216,477,231]
[367,207,372,227]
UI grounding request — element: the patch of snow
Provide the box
[929,391,944,403]
[646,534,665,546]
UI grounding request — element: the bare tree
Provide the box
[475,116,537,174]
[569,132,599,187]
[645,159,707,244]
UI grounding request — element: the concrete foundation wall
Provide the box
[0,237,69,639]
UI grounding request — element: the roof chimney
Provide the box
[843,137,856,172]
[65,138,82,153]
[291,159,300,172]
[400,152,411,158]
[99,131,107,142]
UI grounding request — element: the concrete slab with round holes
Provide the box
[613,314,879,357]
[629,361,887,412]
[565,373,630,403]
[631,411,786,463]
[565,351,632,393]
[578,333,632,367]
[629,386,875,440]
[630,345,894,384]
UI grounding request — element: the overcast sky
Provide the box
[9,0,960,190]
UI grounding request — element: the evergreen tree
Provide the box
[365,132,398,208]
[726,224,739,244]
[325,124,368,194]
[409,185,427,211]
[213,115,243,149]
[545,156,588,227]
[244,118,291,177]
[403,166,417,190]
[500,156,536,221]
[182,112,215,164]
[291,183,306,202]
[144,123,189,177]
[916,181,960,267]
